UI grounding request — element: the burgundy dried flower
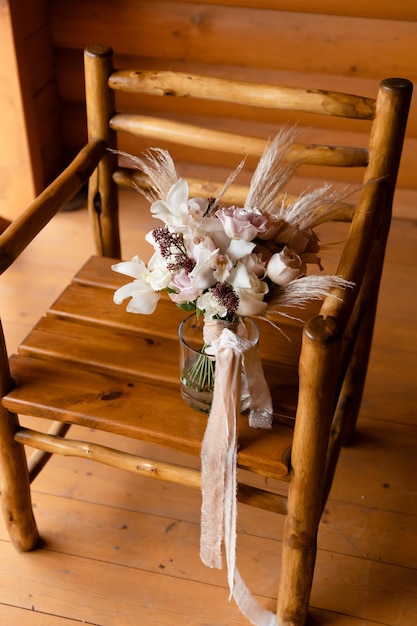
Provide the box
[211,282,240,316]
[152,227,195,273]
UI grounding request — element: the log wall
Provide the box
[1,0,416,218]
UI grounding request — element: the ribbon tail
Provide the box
[200,343,240,570]
[223,382,238,597]
[243,344,273,429]
[231,568,279,626]
[200,327,278,626]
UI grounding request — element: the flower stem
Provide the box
[181,345,215,392]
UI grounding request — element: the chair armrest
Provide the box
[0,139,107,274]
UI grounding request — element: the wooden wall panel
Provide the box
[1,0,66,218]
[3,0,416,217]
[26,26,55,97]
[49,2,417,81]
[0,1,36,220]
[162,0,417,22]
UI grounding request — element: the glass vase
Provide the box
[178,314,259,413]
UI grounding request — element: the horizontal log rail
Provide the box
[113,167,356,221]
[15,427,288,515]
[109,70,376,120]
[26,422,72,483]
[110,114,370,168]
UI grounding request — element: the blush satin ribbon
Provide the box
[200,327,278,626]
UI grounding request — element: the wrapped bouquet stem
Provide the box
[179,314,267,417]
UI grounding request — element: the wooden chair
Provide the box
[0,43,412,625]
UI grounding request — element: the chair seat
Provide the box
[3,255,308,481]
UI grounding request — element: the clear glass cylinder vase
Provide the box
[178,313,259,413]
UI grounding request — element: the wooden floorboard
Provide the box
[0,189,416,625]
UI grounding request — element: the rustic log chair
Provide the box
[0,43,412,625]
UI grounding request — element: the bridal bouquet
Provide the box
[112,127,352,326]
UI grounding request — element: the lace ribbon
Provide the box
[200,327,277,625]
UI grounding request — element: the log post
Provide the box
[0,320,39,551]
[277,315,340,626]
[84,44,120,258]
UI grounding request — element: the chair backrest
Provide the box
[84,43,412,336]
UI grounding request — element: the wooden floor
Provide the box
[0,189,416,625]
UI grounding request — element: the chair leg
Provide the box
[340,202,392,446]
[320,301,378,507]
[277,481,320,626]
[277,431,328,626]
[277,316,340,625]
[0,406,40,552]
[339,309,376,446]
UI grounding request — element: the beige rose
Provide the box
[266,247,306,285]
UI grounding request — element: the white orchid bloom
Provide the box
[147,251,172,290]
[229,261,269,316]
[150,179,191,228]
[187,196,210,220]
[112,255,161,314]
[150,179,210,233]
[189,253,217,291]
[186,237,218,291]
[212,253,234,282]
[186,235,216,262]
[198,215,231,251]
[225,237,256,263]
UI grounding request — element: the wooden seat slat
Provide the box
[72,255,138,290]
[4,355,292,480]
[47,282,305,365]
[18,316,182,385]
[48,282,186,340]
[17,315,299,415]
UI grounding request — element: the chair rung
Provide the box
[108,70,376,120]
[27,421,72,482]
[15,427,288,514]
[113,167,356,222]
[15,427,202,488]
[110,114,369,167]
